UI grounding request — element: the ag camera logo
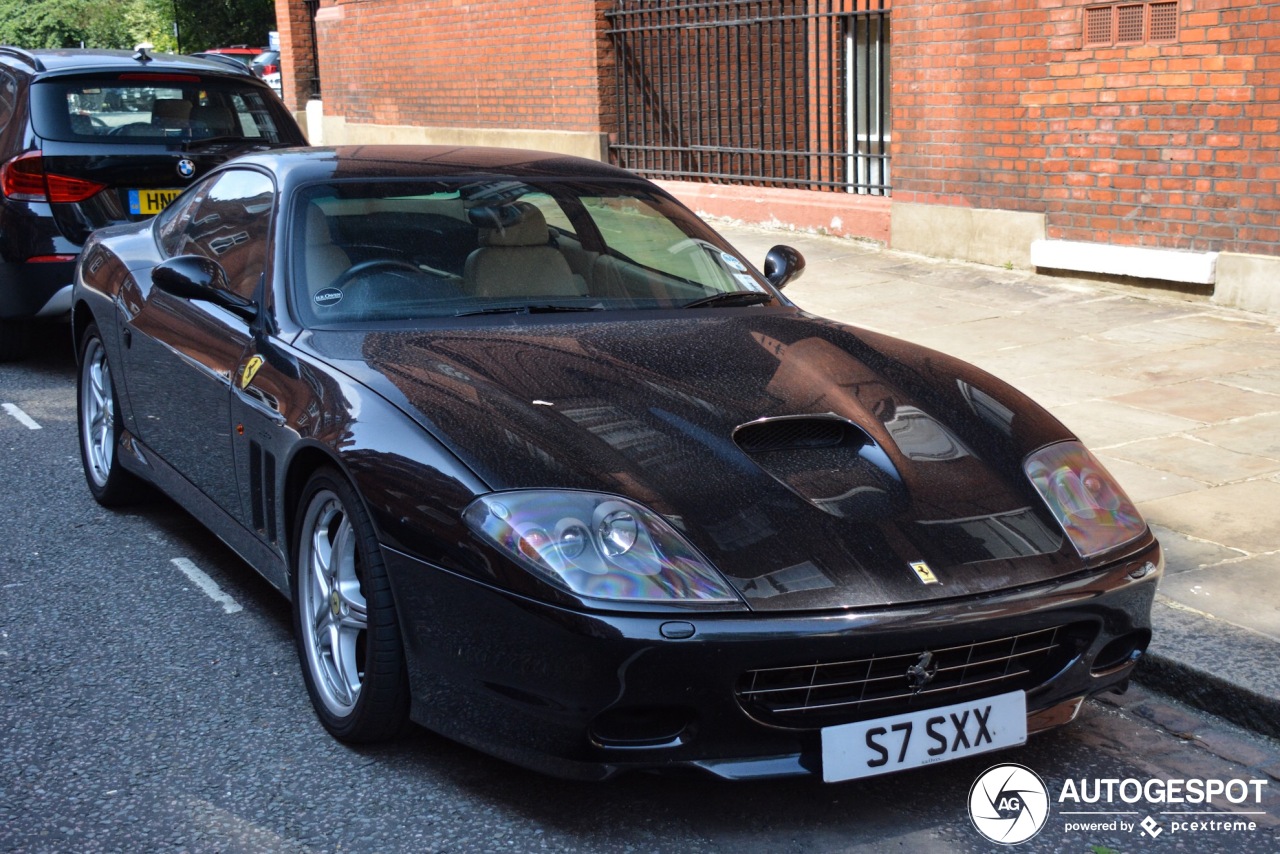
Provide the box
[969,764,1050,844]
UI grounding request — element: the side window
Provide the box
[229,92,283,142]
[155,179,213,257]
[163,169,275,301]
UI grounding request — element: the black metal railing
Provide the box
[303,0,323,100]
[605,0,890,194]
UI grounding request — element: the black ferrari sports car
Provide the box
[72,146,1161,782]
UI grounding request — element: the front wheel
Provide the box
[77,324,145,506]
[293,468,409,742]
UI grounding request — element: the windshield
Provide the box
[292,178,773,326]
[32,75,293,144]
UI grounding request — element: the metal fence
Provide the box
[303,0,323,100]
[605,0,890,194]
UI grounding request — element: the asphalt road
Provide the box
[2,328,1278,853]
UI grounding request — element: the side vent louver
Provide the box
[248,441,278,543]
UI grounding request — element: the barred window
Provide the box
[1117,4,1145,42]
[1084,2,1179,47]
[1150,2,1179,41]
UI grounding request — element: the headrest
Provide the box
[191,105,234,133]
[305,204,333,246]
[471,202,549,247]
[151,99,192,126]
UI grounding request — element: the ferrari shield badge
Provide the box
[240,355,264,389]
[910,561,940,585]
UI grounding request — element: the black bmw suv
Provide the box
[0,46,307,360]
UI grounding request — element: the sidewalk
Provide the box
[719,222,1280,737]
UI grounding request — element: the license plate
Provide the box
[821,690,1027,782]
[128,188,182,215]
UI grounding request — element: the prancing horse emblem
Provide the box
[905,650,939,693]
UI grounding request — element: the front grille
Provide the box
[735,624,1091,728]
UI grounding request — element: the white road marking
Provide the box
[171,558,243,614]
[2,403,41,430]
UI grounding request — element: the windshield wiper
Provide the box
[181,135,249,150]
[454,304,604,317]
[683,290,774,309]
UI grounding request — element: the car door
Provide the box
[122,167,275,519]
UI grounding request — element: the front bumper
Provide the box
[384,538,1161,781]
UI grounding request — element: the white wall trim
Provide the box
[1031,239,1217,285]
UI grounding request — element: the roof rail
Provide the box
[0,46,45,72]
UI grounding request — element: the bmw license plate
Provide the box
[821,690,1027,782]
[128,188,182,215]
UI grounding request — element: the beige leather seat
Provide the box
[463,202,580,298]
[304,204,351,293]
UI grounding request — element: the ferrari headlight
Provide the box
[463,491,741,604]
[1024,441,1147,558]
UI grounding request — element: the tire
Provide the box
[292,468,409,742]
[0,318,32,362]
[77,324,146,506]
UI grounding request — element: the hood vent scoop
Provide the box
[734,416,866,454]
[733,415,905,520]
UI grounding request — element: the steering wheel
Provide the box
[328,259,423,290]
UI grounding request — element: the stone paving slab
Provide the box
[1158,553,1280,640]
[716,221,1280,737]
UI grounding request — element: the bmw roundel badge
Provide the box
[176,158,196,179]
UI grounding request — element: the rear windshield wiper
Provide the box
[454,304,604,317]
[683,290,774,309]
[181,135,250,150]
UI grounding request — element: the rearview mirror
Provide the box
[152,255,256,321]
[764,245,805,290]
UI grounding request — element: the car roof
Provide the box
[0,47,255,78]
[229,145,650,189]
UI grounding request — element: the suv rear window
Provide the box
[30,74,292,144]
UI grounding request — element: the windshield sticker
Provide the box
[721,251,748,272]
[734,273,760,290]
[313,287,343,307]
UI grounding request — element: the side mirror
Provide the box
[764,245,805,290]
[152,255,256,321]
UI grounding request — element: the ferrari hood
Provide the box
[301,310,1088,611]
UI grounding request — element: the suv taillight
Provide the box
[1,152,106,203]
[263,63,278,75]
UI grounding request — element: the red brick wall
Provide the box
[298,0,612,133]
[274,0,316,110]
[892,0,1280,255]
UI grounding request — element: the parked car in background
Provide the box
[0,46,307,360]
[72,145,1162,782]
[251,50,283,97]
[251,49,279,79]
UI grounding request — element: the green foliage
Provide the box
[0,0,275,53]
[0,0,175,51]
[174,0,275,52]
